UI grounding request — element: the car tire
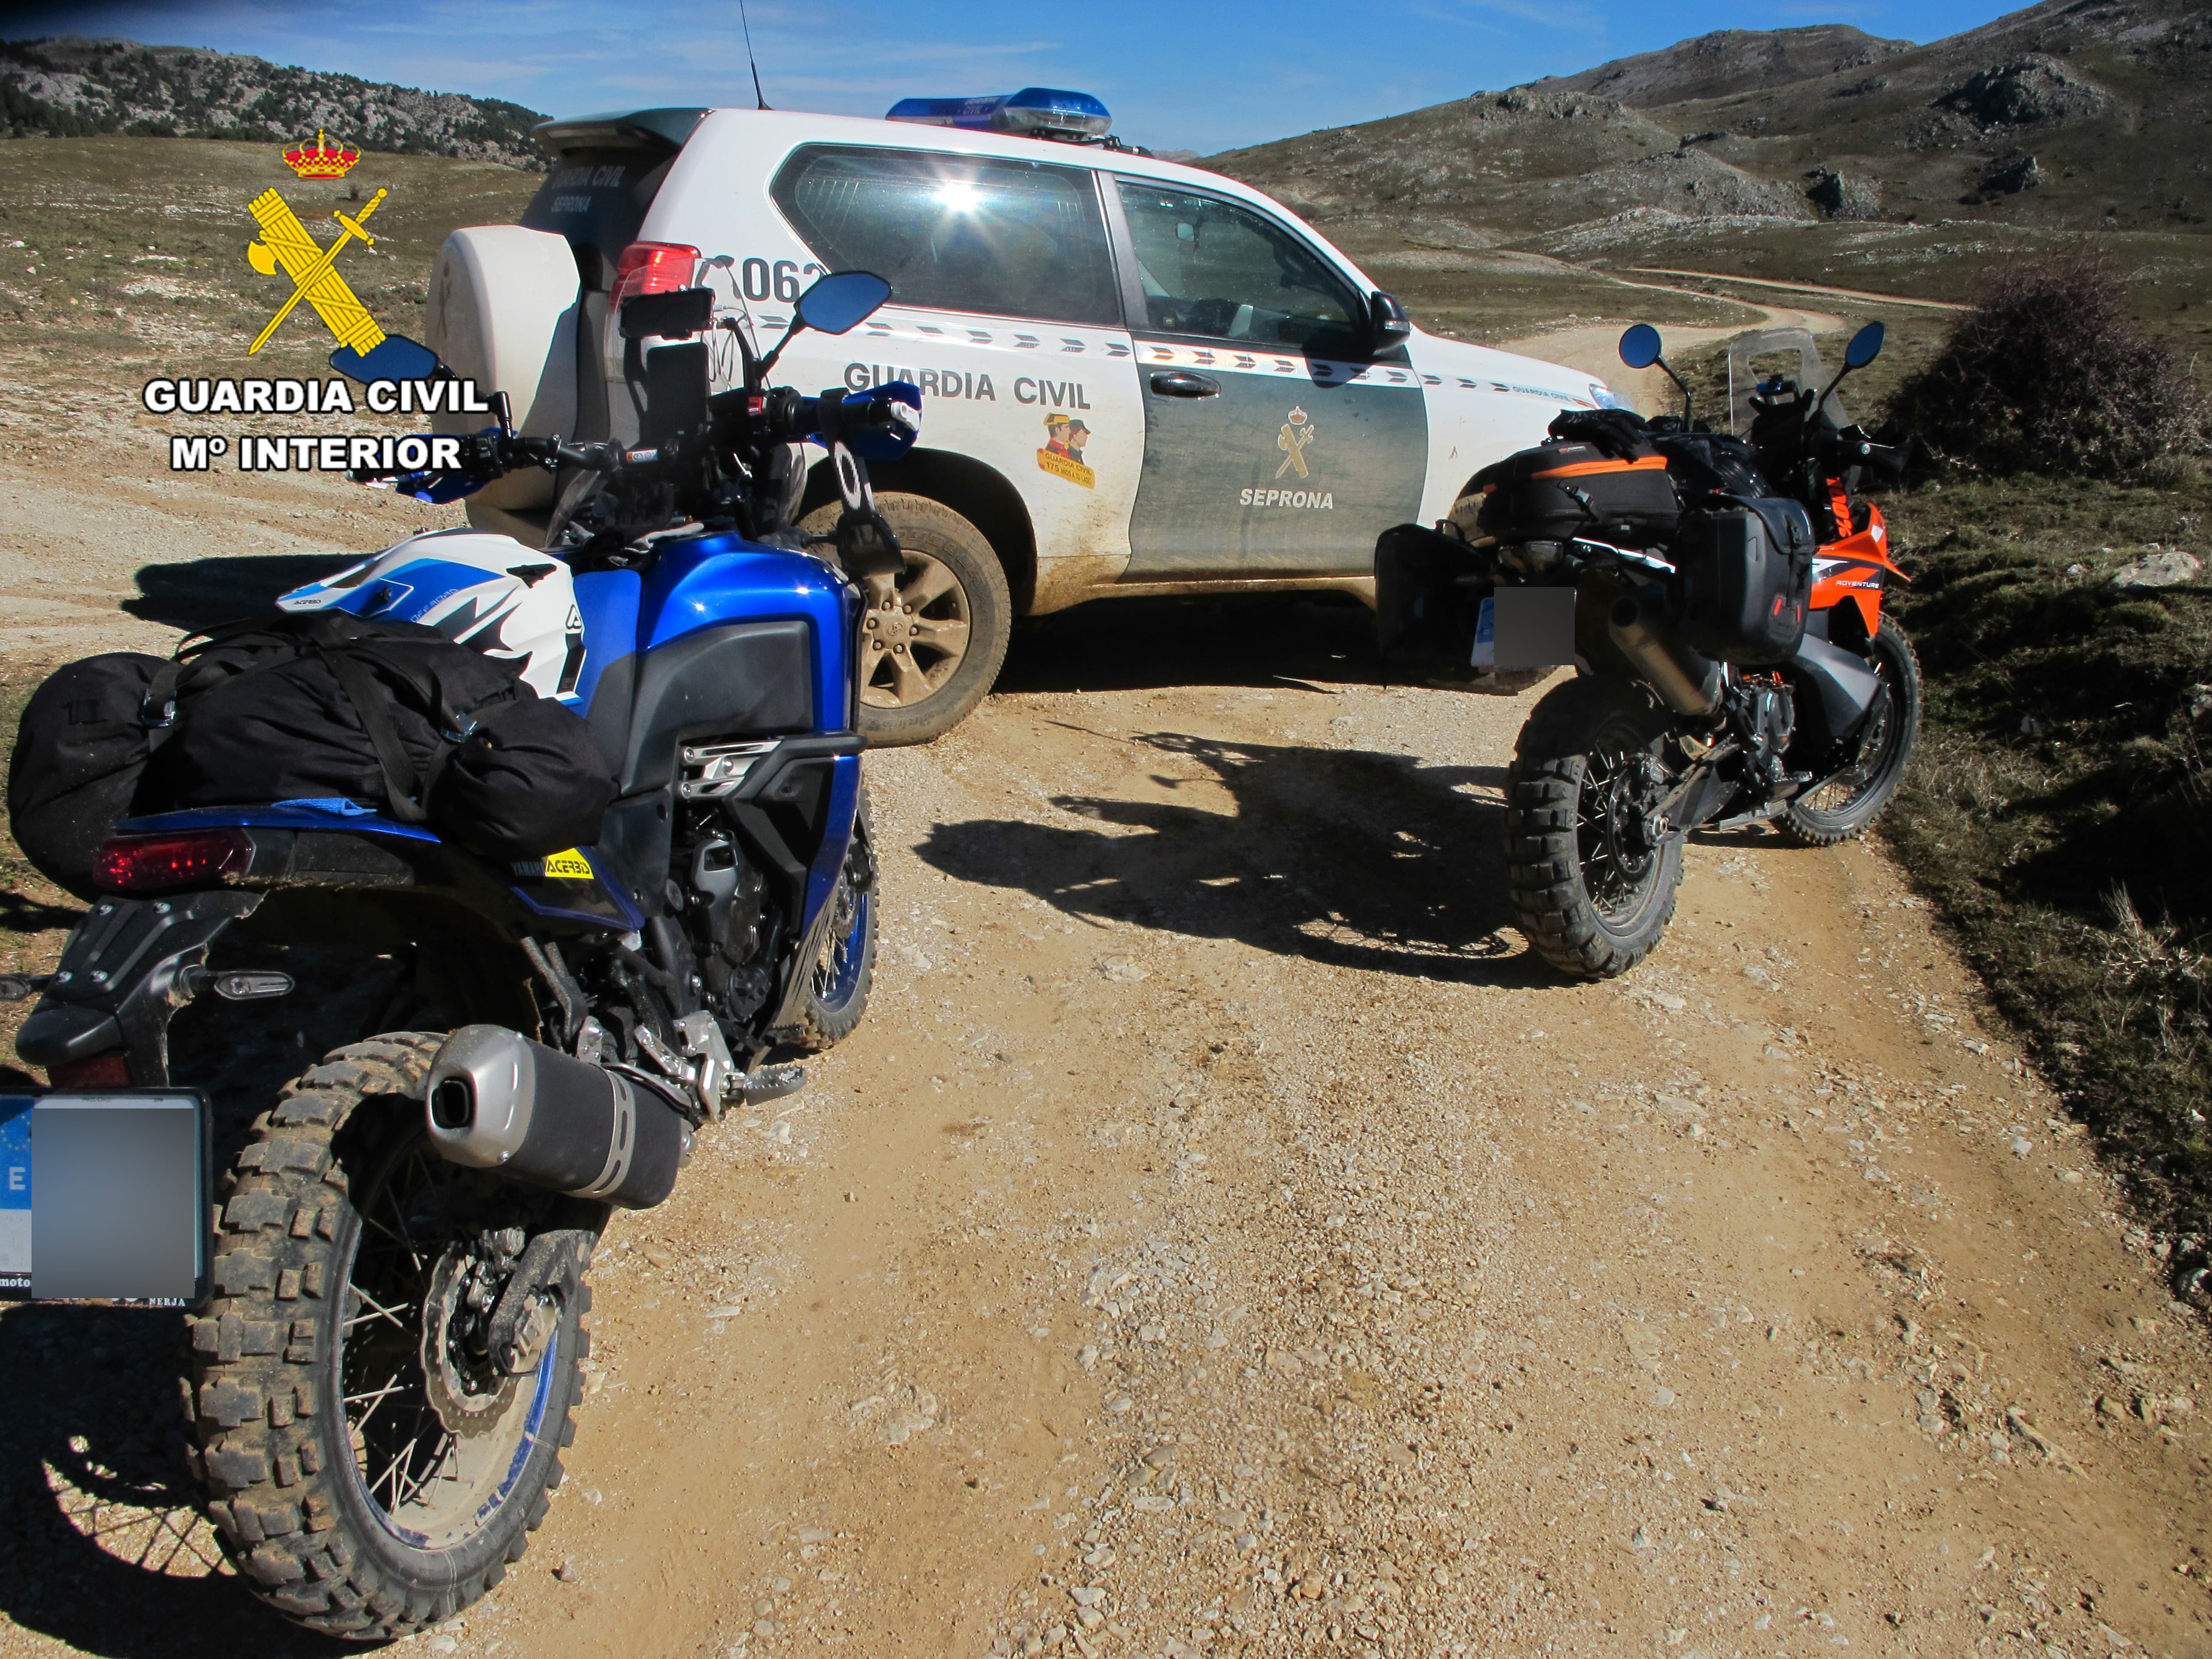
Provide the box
[800,493,1012,747]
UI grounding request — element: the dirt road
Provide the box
[1501,300,1844,417]
[1,414,2207,1659]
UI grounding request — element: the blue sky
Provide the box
[6,0,2030,154]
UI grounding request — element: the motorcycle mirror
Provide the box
[330,333,440,385]
[1844,320,1885,370]
[796,270,893,337]
[1618,324,1664,370]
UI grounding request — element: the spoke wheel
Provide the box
[190,1034,595,1639]
[339,1138,549,1547]
[1506,677,1685,979]
[785,780,877,1052]
[1780,614,1922,846]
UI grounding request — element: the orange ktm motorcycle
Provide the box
[1377,320,1920,979]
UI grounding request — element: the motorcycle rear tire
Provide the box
[1506,676,1684,979]
[1779,615,1921,847]
[190,1033,592,1640]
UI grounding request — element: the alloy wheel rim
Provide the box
[859,551,971,709]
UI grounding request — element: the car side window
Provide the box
[770,145,1119,327]
[1114,182,1359,349]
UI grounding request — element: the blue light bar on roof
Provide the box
[886,87,1112,141]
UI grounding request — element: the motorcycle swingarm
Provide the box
[16,892,263,1084]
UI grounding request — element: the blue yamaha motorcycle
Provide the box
[10,271,915,1637]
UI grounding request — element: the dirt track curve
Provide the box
[0,389,2207,1659]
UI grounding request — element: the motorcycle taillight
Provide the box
[93,829,255,894]
[611,241,700,307]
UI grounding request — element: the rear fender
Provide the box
[16,891,261,1084]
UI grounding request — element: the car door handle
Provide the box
[1150,372,1221,398]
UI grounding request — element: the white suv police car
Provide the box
[426,92,1618,743]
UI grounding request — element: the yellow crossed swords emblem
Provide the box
[244,186,389,356]
[1275,406,1315,479]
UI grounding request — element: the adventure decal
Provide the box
[1037,412,1094,489]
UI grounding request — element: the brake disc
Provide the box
[421,1249,523,1439]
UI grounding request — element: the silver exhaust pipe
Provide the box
[426,1025,691,1210]
[1608,592,1723,716]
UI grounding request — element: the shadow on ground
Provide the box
[0,1300,354,1659]
[919,728,1550,986]
[0,953,421,1657]
[999,592,1386,696]
[124,555,360,634]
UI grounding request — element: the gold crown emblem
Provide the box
[283,130,361,179]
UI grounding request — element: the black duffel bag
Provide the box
[146,614,615,859]
[9,652,176,898]
[9,614,615,891]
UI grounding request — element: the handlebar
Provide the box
[348,382,922,497]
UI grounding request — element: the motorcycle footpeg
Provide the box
[731,1062,806,1107]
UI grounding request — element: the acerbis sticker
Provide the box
[541,849,594,879]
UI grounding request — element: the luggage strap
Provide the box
[162,613,483,823]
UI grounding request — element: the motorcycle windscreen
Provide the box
[1,1091,210,1305]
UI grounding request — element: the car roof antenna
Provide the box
[738,0,770,110]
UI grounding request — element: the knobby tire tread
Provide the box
[1504,677,1680,980]
[187,1031,585,1640]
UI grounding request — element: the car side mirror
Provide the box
[1369,290,1411,345]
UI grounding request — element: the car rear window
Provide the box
[769,144,1119,327]
[521,147,678,290]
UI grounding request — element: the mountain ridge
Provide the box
[0,36,547,169]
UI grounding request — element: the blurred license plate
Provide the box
[1491,586,1577,669]
[1,1091,210,1305]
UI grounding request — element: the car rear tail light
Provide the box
[611,241,700,307]
[93,829,255,894]
[50,1052,132,1088]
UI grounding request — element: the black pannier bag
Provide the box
[431,694,618,859]
[1668,497,1817,665]
[1472,439,1680,548]
[1375,522,1492,680]
[8,653,175,898]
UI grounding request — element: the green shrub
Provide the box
[1888,252,2211,480]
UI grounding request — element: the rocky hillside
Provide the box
[1523,25,1912,109]
[0,36,547,169]
[1212,0,2212,259]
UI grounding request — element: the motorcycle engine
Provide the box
[1740,677,1797,790]
[677,806,777,1026]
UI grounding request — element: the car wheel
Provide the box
[801,492,1013,747]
